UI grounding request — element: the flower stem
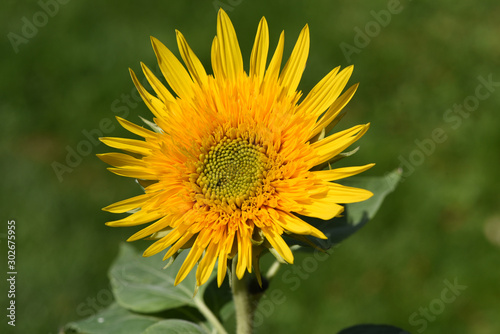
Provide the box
[194,295,228,334]
[231,260,254,334]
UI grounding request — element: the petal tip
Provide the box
[217,7,228,18]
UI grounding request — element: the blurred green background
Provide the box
[2,0,500,333]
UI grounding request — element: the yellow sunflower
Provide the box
[98,9,374,289]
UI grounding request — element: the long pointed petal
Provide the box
[127,215,174,241]
[196,241,219,286]
[176,30,209,87]
[107,166,157,180]
[140,63,176,104]
[217,9,243,81]
[325,183,374,203]
[175,245,204,285]
[105,210,163,227]
[129,68,168,120]
[143,224,189,257]
[311,124,370,165]
[298,66,354,120]
[313,163,375,182]
[151,36,195,100]
[263,228,294,264]
[100,137,153,155]
[116,116,157,139]
[217,235,232,287]
[249,17,269,82]
[296,200,344,220]
[263,31,285,87]
[279,24,310,96]
[211,36,223,79]
[97,152,146,168]
[273,211,327,239]
[102,193,154,213]
[310,83,359,139]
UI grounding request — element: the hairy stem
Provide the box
[232,260,254,334]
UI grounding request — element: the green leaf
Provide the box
[64,303,160,334]
[337,324,410,334]
[109,243,213,313]
[342,168,402,225]
[295,169,402,250]
[141,319,207,334]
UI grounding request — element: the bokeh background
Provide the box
[2,0,500,333]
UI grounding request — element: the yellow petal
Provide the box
[102,193,154,213]
[151,36,195,100]
[116,116,157,139]
[296,200,344,220]
[129,68,168,120]
[175,245,204,285]
[127,215,173,241]
[164,231,195,259]
[143,225,188,257]
[140,62,176,104]
[176,30,209,87]
[217,236,232,287]
[211,36,223,79]
[249,17,269,82]
[236,231,251,278]
[196,241,219,286]
[312,124,370,165]
[297,66,339,115]
[97,152,146,168]
[263,228,294,264]
[317,124,365,144]
[107,166,157,180]
[325,183,374,203]
[298,65,354,119]
[273,211,327,239]
[314,163,375,182]
[310,83,359,139]
[146,227,173,240]
[279,24,310,96]
[262,31,285,87]
[105,209,163,227]
[217,9,244,81]
[100,136,153,155]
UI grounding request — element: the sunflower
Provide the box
[98,9,374,289]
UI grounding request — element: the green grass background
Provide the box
[2,0,500,333]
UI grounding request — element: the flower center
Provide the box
[196,137,267,207]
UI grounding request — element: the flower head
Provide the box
[99,9,374,288]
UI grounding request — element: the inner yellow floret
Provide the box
[196,137,267,207]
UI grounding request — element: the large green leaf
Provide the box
[64,303,160,334]
[342,169,401,225]
[109,243,213,313]
[295,169,402,250]
[141,319,207,334]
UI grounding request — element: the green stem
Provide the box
[265,260,281,281]
[193,295,228,334]
[231,260,254,334]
